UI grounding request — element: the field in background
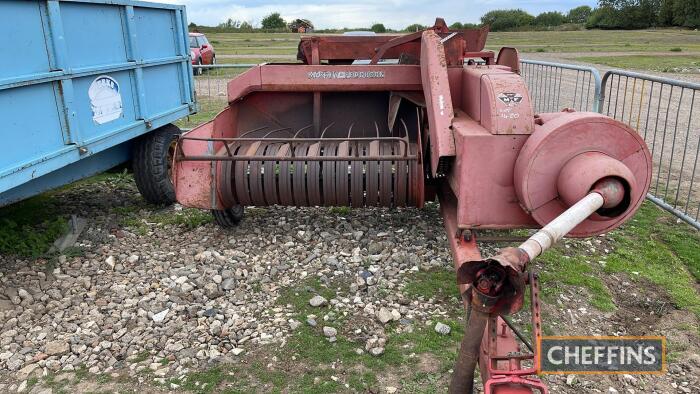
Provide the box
[201,29,700,56]
[178,28,700,130]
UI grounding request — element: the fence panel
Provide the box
[601,70,700,230]
[520,59,601,113]
[192,64,256,101]
[179,64,256,130]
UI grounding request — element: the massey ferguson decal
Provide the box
[307,70,385,79]
[498,92,523,106]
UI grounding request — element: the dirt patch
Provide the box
[417,353,441,374]
[605,273,674,335]
[537,271,700,393]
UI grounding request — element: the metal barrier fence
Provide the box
[520,59,601,113]
[192,64,255,99]
[600,70,700,230]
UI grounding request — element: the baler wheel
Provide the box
[212,206,245,228]
[133,123,182,205]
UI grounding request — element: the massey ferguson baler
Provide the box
[173,19,652,393]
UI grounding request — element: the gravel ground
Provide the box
[0,176,468,392]
[1,175,699,393]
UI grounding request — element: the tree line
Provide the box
[480,0,699,31]
[189,1,699,33]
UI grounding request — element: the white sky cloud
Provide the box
[157,0,597,29]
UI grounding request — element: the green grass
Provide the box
[328,206,351,215]
[403,269,461,303]
[574,55,700,73]
[219,47,298,56]
[276,277,338,314]
[178,276,459,393]
[117,206,212,235]
[485,29,700,53]
[0,194,68,257]
[73,365,89,383]
[26,377,39,391]
[605,203,700,317]
[176,98,228,130]
[150,208,212,229]
[217,57,297,65]
[131,351,151,363]
[538,248,616,311]
[181,367,235,393]
[536,202,700,319]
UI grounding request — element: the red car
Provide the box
[189,33,215,74]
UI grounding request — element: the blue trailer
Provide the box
[0,0,195,207]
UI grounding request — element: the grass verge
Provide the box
[536,202,700,318]
[574,55,700,73]
[0,194,68,257]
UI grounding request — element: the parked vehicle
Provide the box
[0,0,195,207]
[189,32,215,74]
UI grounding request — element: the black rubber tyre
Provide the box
[132,124,181,205]
[212,206,245,228]
[194,58,203,75]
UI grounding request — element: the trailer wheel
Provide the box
[132,123,181,205]
[212,206,244,228]
[194,58,203,75]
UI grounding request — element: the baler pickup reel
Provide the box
[173,18,652,393]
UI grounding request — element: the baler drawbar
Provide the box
[174,18,652,393]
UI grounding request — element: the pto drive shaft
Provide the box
[519,177,625,261]
[449,177,626,394]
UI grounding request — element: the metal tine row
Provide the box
[177,121,417,162]
[220,119,419,208]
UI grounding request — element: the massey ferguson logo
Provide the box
[498,92,523,106]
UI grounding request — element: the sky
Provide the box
[158,0,598,30]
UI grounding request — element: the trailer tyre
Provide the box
[212,206,245,228]
[133,124,181,205]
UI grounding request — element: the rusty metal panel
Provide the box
[448,115,537,229]
[480,72,535,135]
[227,65,422,102]
[420,30,456,176]
[461,66,534,135]
[174,120,216,209]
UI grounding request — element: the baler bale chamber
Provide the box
[174,19,653,393]
[195,89,424,210]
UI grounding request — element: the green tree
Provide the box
[535,11,566,26]
[404,23,427,32]
[261,12,286,29]
[637,0,662,27]
[673,0,700,27]
[586,6,614,28]
[587,0,662,29]
[449,22,464,29]
[659,0,675,25]
[481,9,535,31]
[371,23,387,33]
[567,5,593,23]
[239,21,255,32]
